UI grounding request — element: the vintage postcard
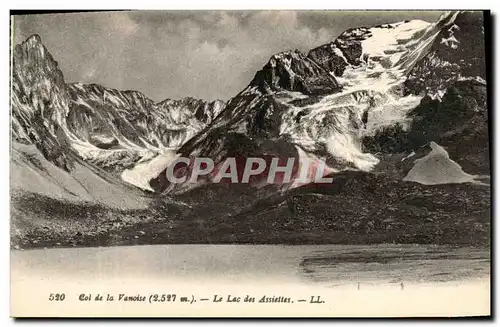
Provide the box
[10,10,491,317]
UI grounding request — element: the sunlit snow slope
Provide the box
[402,142,477,185]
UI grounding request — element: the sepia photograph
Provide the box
[9,9,491,317]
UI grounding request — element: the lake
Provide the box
[11,244,490,285]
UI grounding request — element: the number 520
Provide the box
[48,293,66,301]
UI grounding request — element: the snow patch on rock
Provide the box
[403,142,476,185]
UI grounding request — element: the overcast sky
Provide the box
[13,10,444,101]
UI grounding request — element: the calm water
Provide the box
[11,244,490,285]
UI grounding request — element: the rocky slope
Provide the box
[404,11,486,97]
[12,169,490,248]
[12,34,74,171]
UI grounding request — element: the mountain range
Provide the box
[10,11,490,248]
